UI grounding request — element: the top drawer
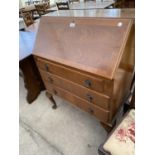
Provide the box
[35,57,113,96]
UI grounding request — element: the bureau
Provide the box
[33,16,134,129]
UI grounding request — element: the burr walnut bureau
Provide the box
[33,16,134,129]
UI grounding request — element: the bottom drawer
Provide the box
[45,82,110,124]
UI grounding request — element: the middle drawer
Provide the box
[40,69,110,110]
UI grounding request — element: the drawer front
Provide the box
[45,82,109,124]
[40,70,110,110]
[35,57,113,96]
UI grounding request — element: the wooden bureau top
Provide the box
[33,16,133,79]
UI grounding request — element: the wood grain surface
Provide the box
[33,16,133,79]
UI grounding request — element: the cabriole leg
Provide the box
[46,92,57,109]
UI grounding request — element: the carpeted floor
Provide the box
[19,77,107,155]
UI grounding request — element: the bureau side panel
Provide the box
[109,68,133,122]
[109,22,135,122]
[119,22,135,72]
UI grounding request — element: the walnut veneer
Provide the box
[33,16,134,128]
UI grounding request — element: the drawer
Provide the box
[40,70,110,110]
[35,57,113,96]
[45,82,109,124]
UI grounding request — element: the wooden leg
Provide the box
[100,119,117,133]
[100,122,113,133]
[46,92,57,109]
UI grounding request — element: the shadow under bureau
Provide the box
[33,16,135,129]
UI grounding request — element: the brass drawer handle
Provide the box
[86,94,93,102]
[84,79,92,88]
[88,107,94,114]
[44,64,49,71]
[48,77,53,83]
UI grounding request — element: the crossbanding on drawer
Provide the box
[40,70,111,110]
[45,83,110,124]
